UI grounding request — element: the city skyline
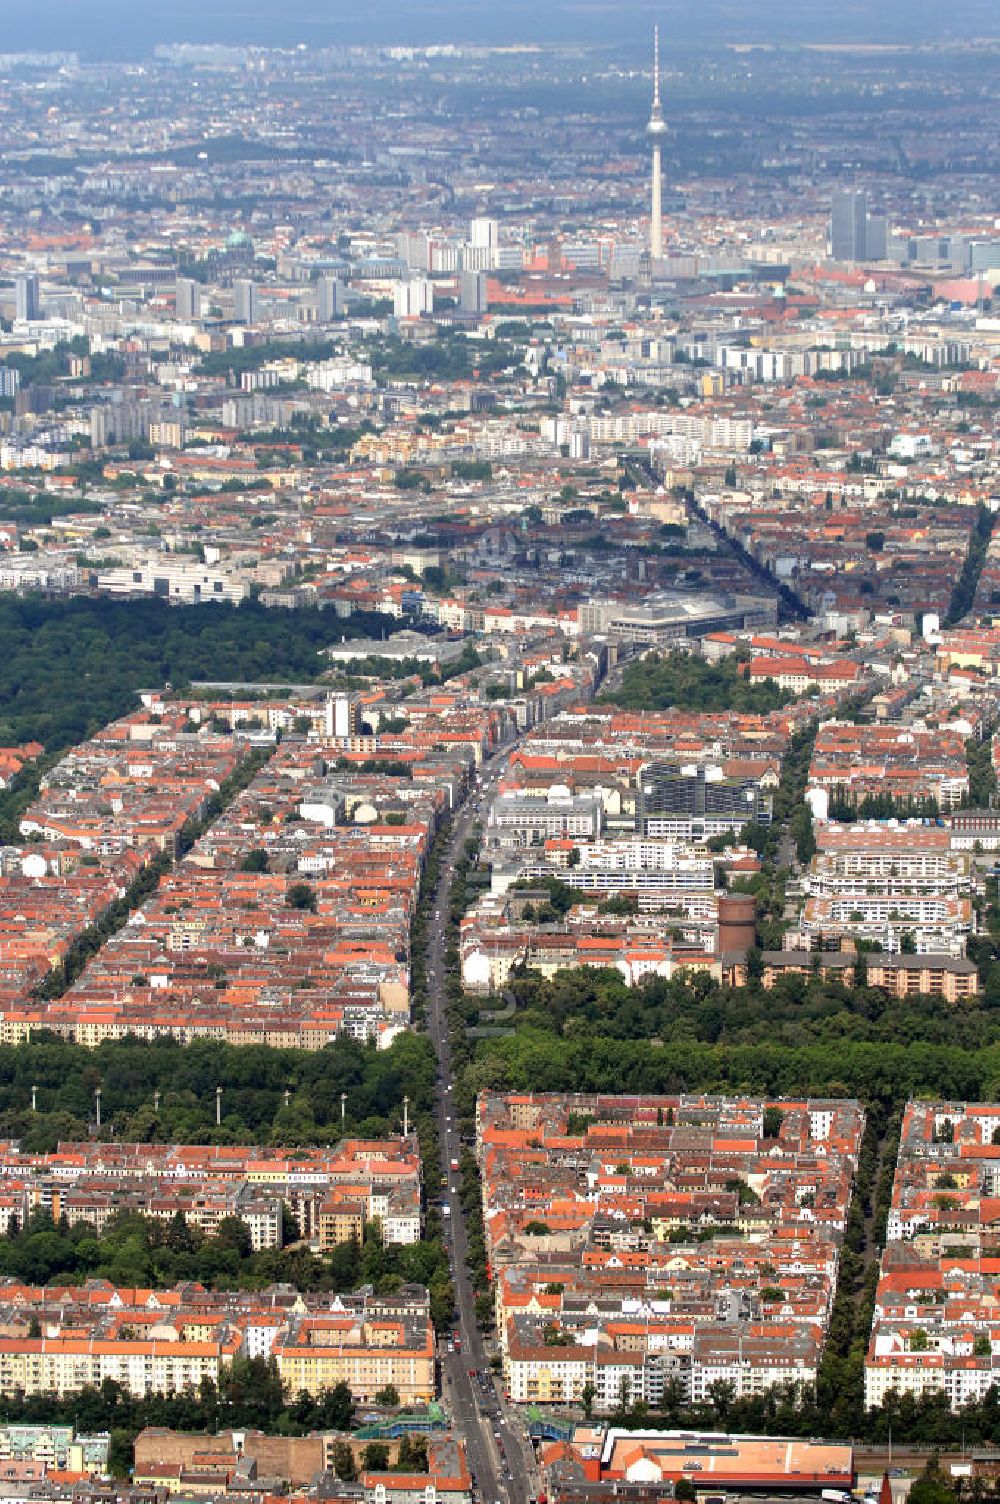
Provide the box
[0,0,997,56]
[0,9,993,1503]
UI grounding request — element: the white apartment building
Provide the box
[0,1332,240,1400]
[507,841,716,912]
[806,849,970,901]
[689,1329,821,1403]
[865,1332,999,1411]
[506,1328,817,1412]
[96,559,248,604]
[799,893,971,956]
[486,789,604,848]
[393,279,433,319]
[304,358,374,390]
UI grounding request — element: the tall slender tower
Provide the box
[647,26,666,261]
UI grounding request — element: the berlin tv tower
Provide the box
[647,25,666,261]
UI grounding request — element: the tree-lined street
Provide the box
[423,745,537,1504]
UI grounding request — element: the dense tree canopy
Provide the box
[0,1031,436,1150]
[0,594,395,756]
[0,488,103,525]
[460,966,1000,1114]
[601,650,791,714]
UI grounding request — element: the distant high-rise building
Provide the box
[971,240,1000,273]
[429,242,460,274]
[316,276,344,322]
[393,279,433,320]
[15,272,40,322]
[470,217,498,251]
[396,231,430,271]
[831,189,869,261]
[494,245,525,273]
[460,245,492,273]
[175,277,201,320]
[91,401,151,449]
[233,279,257,324]
[459,271,488,315]
[647,26,667,261]
[865,215,889,262]
[325,693,359,740]
[912,235,951,265]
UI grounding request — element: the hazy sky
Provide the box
[1,0,996,57]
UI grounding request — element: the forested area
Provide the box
[0,1031,436,1150]
[601,649,791,713]
[195,332,517,384]
[0,594,396,840]
[369,333,517,382]
[462,967,1000,1107]
[0,488,103,524]
[967,735,998,807]
[827,789,942,821]
[195,338,342,377]
[0,595,395,755]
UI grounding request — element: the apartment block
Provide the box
[478,1093,864,1413]
[866,1101,1000,1410]
[0,695,504,1050]
[0,1284,434,1404]
[0,1138,420,1249]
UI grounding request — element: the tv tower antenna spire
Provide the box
[647,25,667,261]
